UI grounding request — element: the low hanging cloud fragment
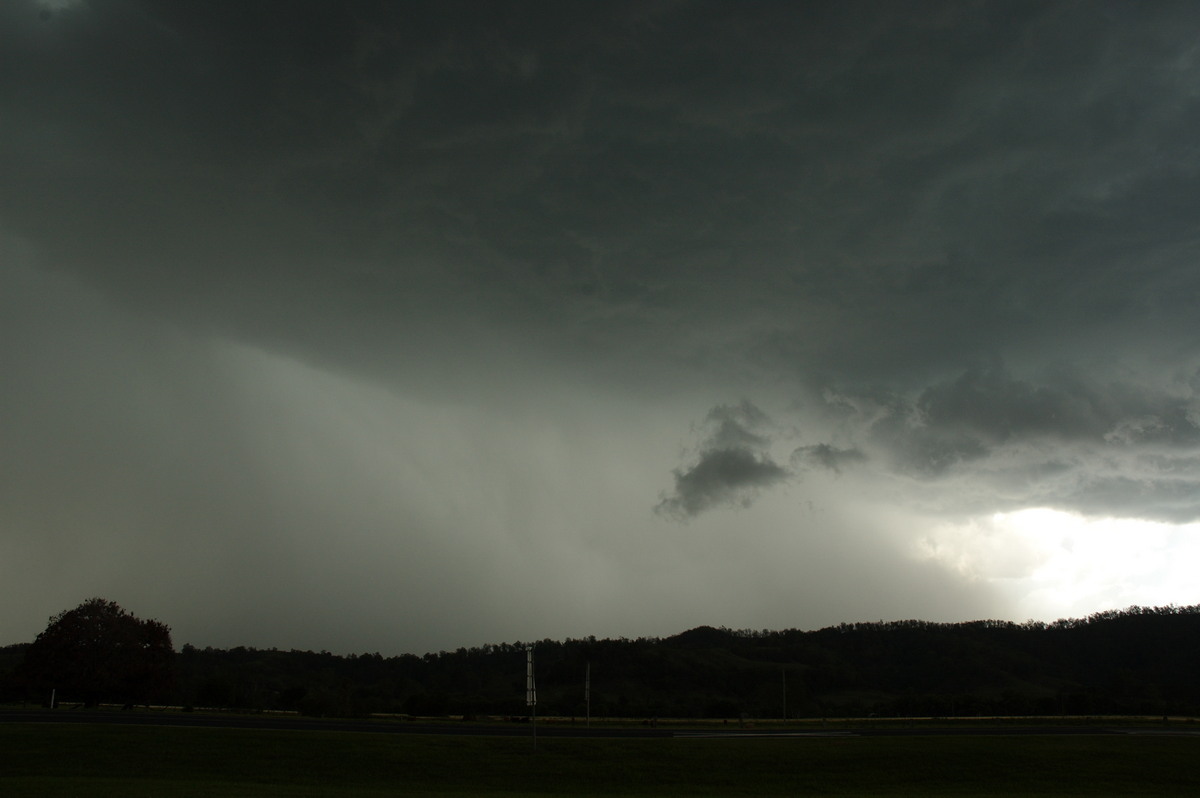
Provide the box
[657,448,790,520]
[656,401,790,520]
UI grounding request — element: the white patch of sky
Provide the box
[917,508,1200,622]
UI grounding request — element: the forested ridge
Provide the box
[3,605,1198,719]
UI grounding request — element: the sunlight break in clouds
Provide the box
[918,508,1200,622]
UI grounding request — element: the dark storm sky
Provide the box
[4,0,1200,654]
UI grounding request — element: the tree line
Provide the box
[3,599,1199,719]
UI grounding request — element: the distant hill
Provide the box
[5,606,1198,718]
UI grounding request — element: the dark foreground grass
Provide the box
[1,722,1197,797]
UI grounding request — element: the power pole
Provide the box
[526,645,537,750]
[585,662,591,727]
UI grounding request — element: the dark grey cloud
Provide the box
[657,401,789,519]
[4,0,1199,386]
[6,0,1200,651]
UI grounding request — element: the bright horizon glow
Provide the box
[918,508,1200,623]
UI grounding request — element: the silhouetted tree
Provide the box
[20,598,174,706]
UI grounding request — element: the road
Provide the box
[4,708,1196,738]
[0,708,671,738]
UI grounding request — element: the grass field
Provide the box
[2,722,1197,796]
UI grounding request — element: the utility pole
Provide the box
[526,645,537,750]
[585,662,591,728]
